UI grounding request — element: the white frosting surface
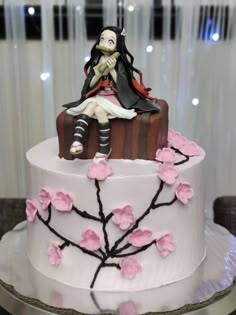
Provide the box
[26,137,206,292]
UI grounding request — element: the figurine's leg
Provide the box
[70,102,96,155]
[93,106,111,161]
[83,102,97,117]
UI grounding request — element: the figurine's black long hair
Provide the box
[84,26,150,97]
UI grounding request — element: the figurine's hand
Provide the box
[93,64,103,77]
[103,57,117,74]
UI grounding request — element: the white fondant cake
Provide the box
[26,133,206,292]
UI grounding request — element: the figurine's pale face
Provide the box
[99,30,117,53]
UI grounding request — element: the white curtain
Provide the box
[1,1,236,218]
[159,0,236,215]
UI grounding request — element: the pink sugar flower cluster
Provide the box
[156,232,176,257]
[87,160,113,181]
[155,145,194,205]
[175,182,194,204]
[155,147,176,163]
[168,129,201,156]
[119,257,141,280]
[48,243,63,265]
[128,228,152,247]
[155,148,179,185]
[26,188,74,222]
[158,162,179,185]
[51,191,73,212]
[79,229,101,251]
[120,229,176,279]
[39,188,52,210]
[112,205,136,230]
[25,199,38,222]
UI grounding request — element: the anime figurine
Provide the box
[64,25,160,161]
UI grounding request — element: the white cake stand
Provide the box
[0,220,235,315]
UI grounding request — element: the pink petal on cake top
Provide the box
[25,199,38,222]
[179,141,201,156]
[156,232,176,257]
[51,191,73,212]
[128,228,153,247]
[168,129,201,157]
[168,131,187,149]
[119,257,141,279]
[158,163,179,185]
[175,182,194,204]
[112,205,136,230]
[118,301,138,315]
[79,229,101,251]
[39,187,52,210]
[155,148,176,163]
[48,243,63,265]
[87,160,113,181]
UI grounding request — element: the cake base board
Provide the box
[0,220,235,315]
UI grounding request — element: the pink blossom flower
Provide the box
[48,243,63,265]
[179,141,201,157]
[175,182,194,204]
[112,205,136,230]
[169,132,187,150]
[119,301,138,315]
[120,257,141,280]
[79,229,101,251]
[39,187,52,210]
[158,163,178,185]
[128,228,153,247]
[156,232,176,257]
[51,191,73,212]
[87,160,113,181]
[155,148,176,163]
[25,199,38,222]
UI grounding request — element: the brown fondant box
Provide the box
[56,99,168,160]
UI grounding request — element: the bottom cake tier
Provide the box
[1,220,236,315]
[26,137,206,291]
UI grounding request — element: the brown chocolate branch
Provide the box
[90,180,177,288]
[36,212,104,260]
[45,204,52,224]
[109,180,165,253]
[90,258,120,289]
[95,179,110,254]
[172,147,190,165]
[111,195,177,256]
[72,205,102,222]
[112,240,156,258]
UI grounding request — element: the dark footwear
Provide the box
[72,113,91,145]
[93,148,112,162]
[97,121,111,155]
[70,141,83,155]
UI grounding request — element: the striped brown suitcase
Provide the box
[56,99,168,161]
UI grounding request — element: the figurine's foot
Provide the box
[70,142,83,155]
[93,148,112,163]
